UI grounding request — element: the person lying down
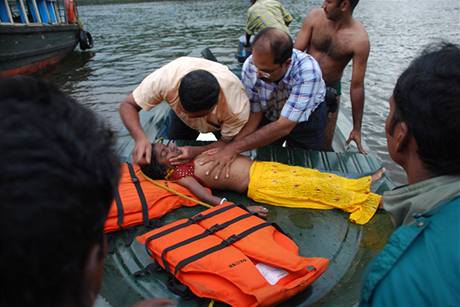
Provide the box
[140,143,384,224]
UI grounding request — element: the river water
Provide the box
[39,0,460,185]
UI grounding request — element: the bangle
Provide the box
[219,198,227,205]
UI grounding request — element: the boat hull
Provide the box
[0,24,80,77]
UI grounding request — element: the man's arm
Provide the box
[230,116,296,152]
[119,94,152,164]
[201,117,297,179]
[169,141,227,165]
[233,111,263,141]
[294,11,315,52]
[346,35,370,154]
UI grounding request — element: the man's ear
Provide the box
[82,239,107,306]
[394,121,411,153]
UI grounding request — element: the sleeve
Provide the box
[241,57,262,113]
[280,59,324,122]
[219,75,250,141]
[132,64,173,111]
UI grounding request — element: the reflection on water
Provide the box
[40,0,460,185]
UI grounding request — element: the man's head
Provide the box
[323,0,359,20]
[178,70,220,117]
[385,42,460,178]
[0,77,120,307]
[141,143,180,179]
[251,27,293,83]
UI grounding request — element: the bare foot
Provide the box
[371,167,385,183]
[378,198,384,209]
[247,205,269,218]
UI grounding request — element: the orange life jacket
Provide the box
[136,203,329,306]
[104,162,200,233]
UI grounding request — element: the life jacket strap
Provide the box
[114,189,124,229]
[174,222,272,275]
[126,162,149,227]
[161,212,253,273]
[144,204,239,258]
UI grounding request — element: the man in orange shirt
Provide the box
[119,57,250,165]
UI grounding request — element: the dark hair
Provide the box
[253,27,293,65]
[349,0,359,10]
[391,42,460,176]
[338,0,359,10]
[140,144,168,179]
[0,76,120,306]
[178,70,220,113]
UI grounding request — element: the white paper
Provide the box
[255,263,289,285]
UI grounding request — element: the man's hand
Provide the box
[169,146,198,165]
[199,146,238,180]
[132,137,152,165]
[346,129,367,154]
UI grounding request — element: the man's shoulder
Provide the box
[304,8,325,24]
[291,50,321,72]
[348,19,369,43]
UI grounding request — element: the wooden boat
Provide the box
[98,50,395,307]
[0,0,92,77]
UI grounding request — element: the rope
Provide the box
[139,170,213,209]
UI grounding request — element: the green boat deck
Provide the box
[98,107,395,306]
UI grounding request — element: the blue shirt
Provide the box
[241,49,325,122]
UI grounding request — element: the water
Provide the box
[38,0,460,185]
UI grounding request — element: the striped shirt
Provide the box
[241,49,325,122]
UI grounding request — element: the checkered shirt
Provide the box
[241,49,325,122]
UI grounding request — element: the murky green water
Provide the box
[38,0,460,185]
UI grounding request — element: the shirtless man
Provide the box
[294,0,369,153]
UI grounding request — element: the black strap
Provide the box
[174,222,272,275]
[161,213,253,273]
[114,190,124,229]
[144,204,238,257]
[126,162,149,227]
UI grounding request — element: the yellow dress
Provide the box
[247,161,381,225]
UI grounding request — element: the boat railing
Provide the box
[0,0,70,25]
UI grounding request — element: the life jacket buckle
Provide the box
[189,214,204,223]
[206,224,220,234]
[223,234,238,246]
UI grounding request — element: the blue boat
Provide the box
[0,0,92,77]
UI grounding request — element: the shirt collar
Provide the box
[383,175,460,227]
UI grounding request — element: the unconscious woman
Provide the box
[140,143,384,224]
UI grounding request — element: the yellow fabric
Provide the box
[246,0,293,35]
[247,161,381,225]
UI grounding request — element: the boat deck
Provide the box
[100,107,394,306]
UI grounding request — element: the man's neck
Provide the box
[402,153,434,185]
[330,14,354,30]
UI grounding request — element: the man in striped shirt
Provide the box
[198,28,327,179]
